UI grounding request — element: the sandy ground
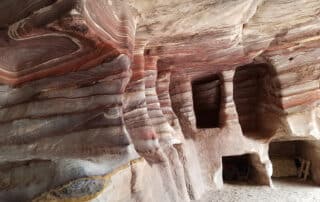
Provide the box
[194,178,320,202]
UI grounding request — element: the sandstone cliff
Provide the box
[1,1,320,201]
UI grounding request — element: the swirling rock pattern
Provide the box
[1,0,320,201]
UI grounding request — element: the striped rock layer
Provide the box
[0,0,320,201]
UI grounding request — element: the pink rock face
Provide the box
[1,0,320,202]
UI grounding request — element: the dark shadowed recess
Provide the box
[222,154,253,184]
[269,140,316,182]
[192,74,221,128]
[233,63,281,139]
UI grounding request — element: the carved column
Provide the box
[124,39,159,152]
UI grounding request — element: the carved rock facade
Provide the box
[1,0,320,201]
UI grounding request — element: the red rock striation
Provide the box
[1,0,320,202]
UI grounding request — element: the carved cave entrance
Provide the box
[192,74,221,128]
[233,63,277,139]
[222,154,253,184]
[269,140,313,182]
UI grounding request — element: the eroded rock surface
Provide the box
[1,0,320,201]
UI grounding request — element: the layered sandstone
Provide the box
[1,0,320,202]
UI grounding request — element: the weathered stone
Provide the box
[1,0,320,201]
